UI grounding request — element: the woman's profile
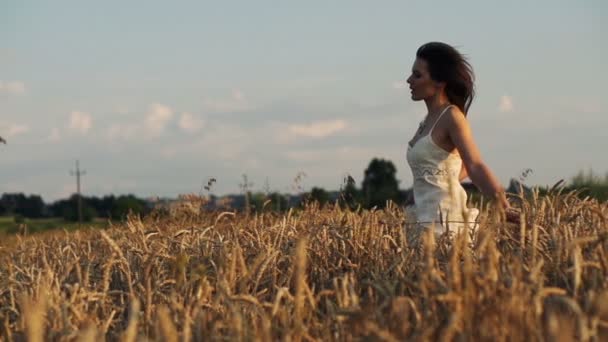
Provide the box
[404,41,513,243]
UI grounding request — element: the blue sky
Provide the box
[1,1,606,201]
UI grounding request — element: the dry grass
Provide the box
[1,190,607,341]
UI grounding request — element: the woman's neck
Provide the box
[424,94,451,119]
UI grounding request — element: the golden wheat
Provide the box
[0,192,607,341]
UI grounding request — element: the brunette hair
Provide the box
[416,42,475,115]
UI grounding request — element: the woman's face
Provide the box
[406,58,442,101]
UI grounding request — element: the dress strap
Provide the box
[429,105,454,135]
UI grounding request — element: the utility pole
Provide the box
[70,160,86,223]
[239,174,253,214]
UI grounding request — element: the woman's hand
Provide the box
[495,190,510,210]
[496,190,521,224]
[505,207,521,224]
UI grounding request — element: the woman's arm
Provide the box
[446,110,510,209]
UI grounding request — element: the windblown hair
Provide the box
[416,42,475,115]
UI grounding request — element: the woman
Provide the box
[404,42,512,242]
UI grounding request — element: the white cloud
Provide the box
[0,80,26,95]
[286,119,347,139]
[105,104,199,141]
[68,111,93,134]
[48,128,61,142]
[178,112,205,134]
[6,123,30,137]
[145,103,173,136]
[499,95,513,113]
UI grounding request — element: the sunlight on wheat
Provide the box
[1,191,607,340]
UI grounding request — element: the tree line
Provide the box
[1,160,606,222]
[0,193,149,222]
[565,169,608,202]
[0,158,413,221]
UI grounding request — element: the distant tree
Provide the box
[567,168,608,202]
[111,195,147,219]
[570,168,608,187]
[72,195,96,222]
[0,193,46,218]
[248,192,289,212]
[49,198,69,218]
[63,205,97,222]
[338,175,362,210]
[268,192,289,212]
[361,158,400,209]
[306,187,330,207]
[87,195,117,218]
[249,192,267,212]
[17,195,45,218]
[50,194,97,222]
[0,193,23,215]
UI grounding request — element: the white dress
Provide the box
[405,105,479,238]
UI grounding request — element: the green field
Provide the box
[0,216,109,235]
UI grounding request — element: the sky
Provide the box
[1,1,606,201]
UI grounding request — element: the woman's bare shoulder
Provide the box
[444,106,469,129]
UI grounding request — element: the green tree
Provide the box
[88,195,116,218]
[249,192,267,212]
[307,187,330,207]
[570,168,608,187]
[62,205,97,222]
[1,193,23,216]
[338,175,362,210]
[361,158,400,209]
[18,195,45,218]
[268,192,289,212]
[56,194,97,222]
[0,193,46,218]
[250,192,289,212]
[111,195,147,219]
[568,169,608,202]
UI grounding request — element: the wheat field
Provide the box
[1,190,607,341]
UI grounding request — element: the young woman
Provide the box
[404,42,513,241]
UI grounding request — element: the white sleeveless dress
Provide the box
[405,105,479,238]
